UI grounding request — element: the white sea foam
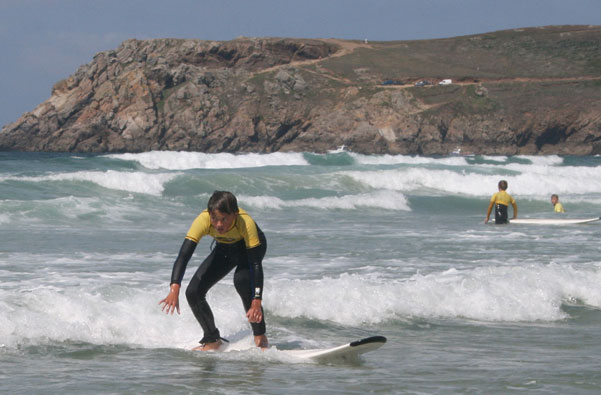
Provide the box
[481,155,508,162]
[5,153,593,199]
[106,151,309,170]
[269,263,601,325]
[509,166,601,196]
[515,155,564,166]
[0,277,258,350]
[7,171,178,195]
[2,253,600,349]
[351,153,468,166]
[341,168,497,196]
[0,195,183,229]
[342,164,601,198]
[240,190,410,211]
[0,213,9,224]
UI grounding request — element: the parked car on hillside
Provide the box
[438,79,452,85]
[414,80,432,87]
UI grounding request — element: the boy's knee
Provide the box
[185,280,207,304]
[233,270,250,292]
[184,284,196,304]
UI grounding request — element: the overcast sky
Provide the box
[1,0,600,128]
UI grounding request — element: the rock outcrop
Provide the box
[2,26,601,155]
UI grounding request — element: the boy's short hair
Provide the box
[208,191,239,214]
[551,194,559,199]
[498,180,508,190]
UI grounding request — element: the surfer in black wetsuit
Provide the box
[159,191,268,351]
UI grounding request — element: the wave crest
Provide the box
[106,151,309,170]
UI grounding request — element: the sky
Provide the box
[1,0,600,128]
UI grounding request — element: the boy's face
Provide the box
[210,209,237,234]
[551,196,558,205]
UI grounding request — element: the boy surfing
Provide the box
[159,191,268,351]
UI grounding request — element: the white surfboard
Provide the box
[280,335,387,363]
[510,217,600,225]
[193,335,387,363]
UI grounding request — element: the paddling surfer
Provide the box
[159,191,268,351]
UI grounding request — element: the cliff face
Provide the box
[2,26,601,155]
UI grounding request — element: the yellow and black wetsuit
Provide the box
[489,191,516,224]
[170,208,266,344]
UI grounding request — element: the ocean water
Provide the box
[1,151,601,394]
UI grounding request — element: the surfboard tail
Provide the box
[282,335,387,363]
[350,336,387,347]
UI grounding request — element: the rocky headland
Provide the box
[2,25,601,155]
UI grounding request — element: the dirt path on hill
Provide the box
[378,75,601,90]
[255,39,372,83]
[256,39,601,88]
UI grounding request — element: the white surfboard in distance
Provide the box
[510,217,600,225]
[280,335,387,363]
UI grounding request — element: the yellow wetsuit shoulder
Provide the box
[185,208,261,248]
[554,202,565,213]
[490,191,515,206]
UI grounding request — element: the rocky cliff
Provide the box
[2,25,601,155]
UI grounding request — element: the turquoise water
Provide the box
[1,151,601,394]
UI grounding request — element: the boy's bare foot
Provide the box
[255,335,268,349]
[192,340,223,351]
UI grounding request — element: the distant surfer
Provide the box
[551,194,565,213]
[159,191,268,351]
[484,180,517,224]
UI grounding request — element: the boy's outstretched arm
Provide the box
[159,238,198,315]
[484,201,494,223]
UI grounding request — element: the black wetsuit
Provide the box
[489,190,516,225]
[170,209,266,344]
[495,203,509,224]
[184,231,266,343]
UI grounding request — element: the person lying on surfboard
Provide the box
[484,180,517,224]
[551,194,565,213]
[159,191,268,351]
